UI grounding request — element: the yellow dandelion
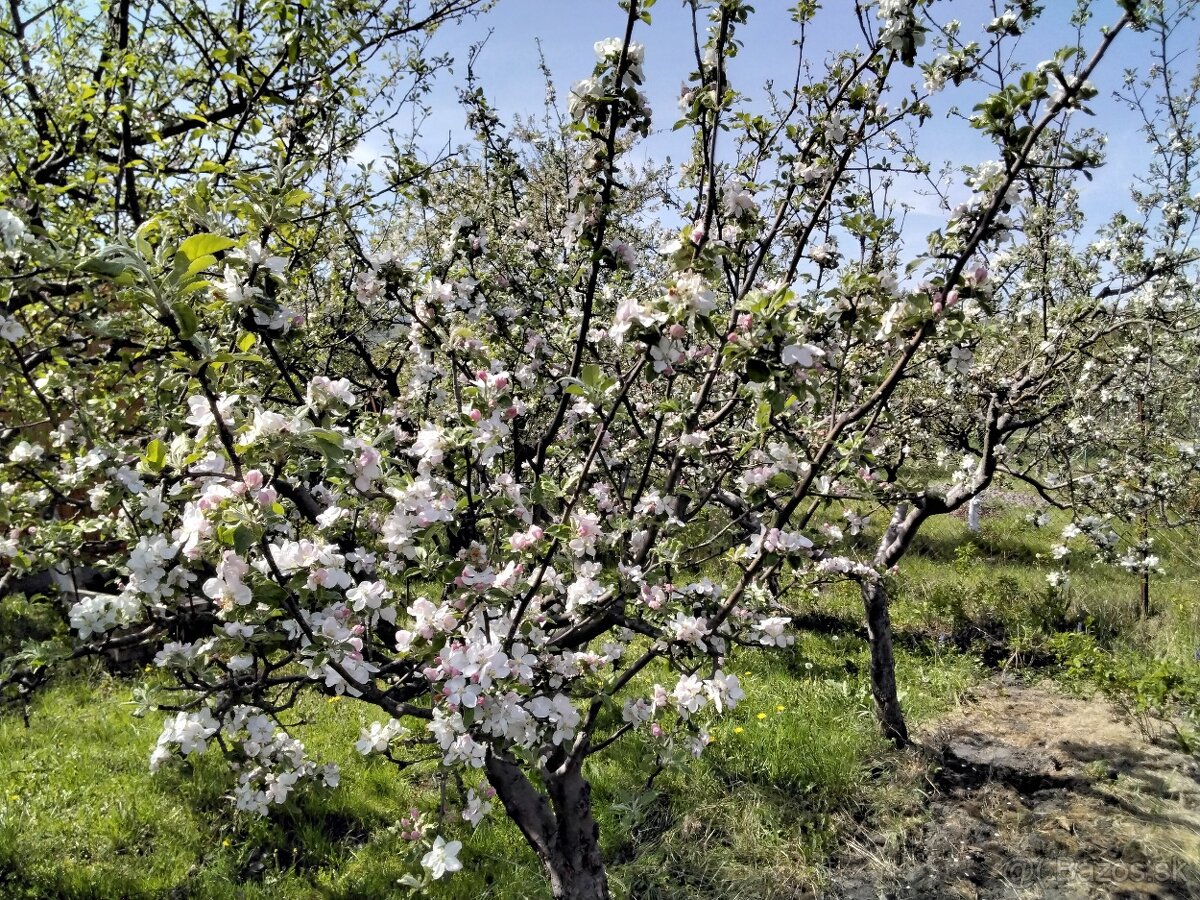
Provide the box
[756,712,767,720]
[776,705,785,712]
[733,726,744,734]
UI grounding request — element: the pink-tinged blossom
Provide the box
[610,296,660,344]
[356,719,408,757]
[346,580,394,618]
[411,424,446,473]
[149,709,219,772]
[721,181,758,219]
[509,525,544,552]
[569,512,601,557]
[203,550,253,608]
[744,527,814,557]
[235,239,289,275]
[671,674,707,717]
[670,612,710,650]
[667,271,716,318]
[462,788,493,827]
[212,265,256,306]
[705,671,745,713]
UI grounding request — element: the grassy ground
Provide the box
[1,490,1197,899]
[2,639,977,899]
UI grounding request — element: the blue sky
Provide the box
[369,0,1198,252]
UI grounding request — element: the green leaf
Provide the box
[186,254,217,276]
[232,524,256,556]
[256,582,288,607]
[746,358,772,383]
[307,429,347,462]
[282,189,312,208]
[179,233,236,261]
[211,351,264,365]
[237,332,257,352]
[144,439,167,471]
[171,301,199,340]
[179,280,211,297]
[79,257,127,277]
[755,400,772,429]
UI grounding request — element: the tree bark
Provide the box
[486,751,609,900]
[859,401,1002,745]
[859,503,918,746]
[860,576,909,747]
[1135,389,1152,617]
[545,761,608,899]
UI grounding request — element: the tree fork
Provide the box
[485,752,610,900]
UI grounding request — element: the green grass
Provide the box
[0,633,978,899]
[2,490,1195,898]
[0,668,543,899]
[893,502,1200,665]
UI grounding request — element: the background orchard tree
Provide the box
[1007,13,1200,618]
[634,0,1181,746]
[832,0,1200,742]
[0,0,1183,897]
[1033,316,1200,616]
[852,229,1200,742]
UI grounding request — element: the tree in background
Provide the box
[834,0,1200,743]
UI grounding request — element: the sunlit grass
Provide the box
[1,493,1193,897]
[0,627,982,899]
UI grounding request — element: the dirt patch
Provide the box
[830,676,1200,899]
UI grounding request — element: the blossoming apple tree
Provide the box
[797,0,1200,745]
[1006,22,1200,617]
[0,0,1175,896]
